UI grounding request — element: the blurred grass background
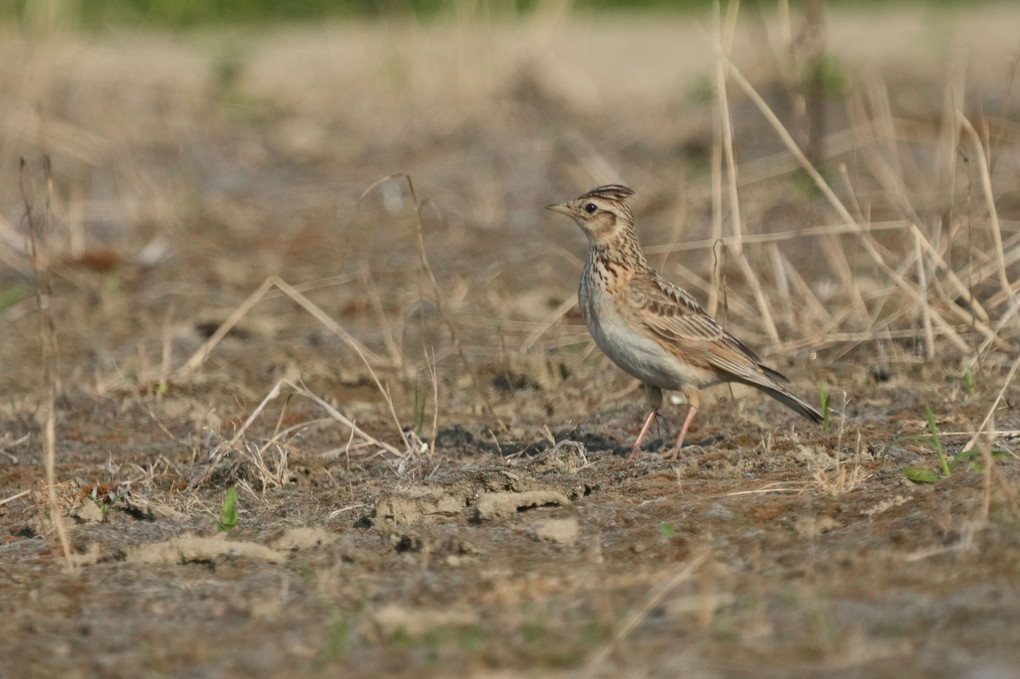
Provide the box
[4,0,986,29]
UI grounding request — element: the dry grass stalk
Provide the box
[520,295,576,353]
[20,157,74,572]
[588,550,710,667]
[361,262,405,369]
[713,1,780,344]
[286,380,405,458]
[424,346,439,457]
[175,274,412,455]
[725,482,808,497]
[957,111,1011,298]
[912,230,936,359]
[715,37,1010,360]
[643,219,911,256]
[910,224,990,323]
[727,56,981,354]
[178,275,383,375]
[812,455,872,497]
[193,378,406,488]
[964,351,1020,453]
[360,173,500,427]
[0,489,32,506]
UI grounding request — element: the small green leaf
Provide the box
[924,404,950,477]
[659,522,675,539]
[819,381,831,433]
[948,369,976,395]
[217,487,239,533]
[900,467,943,483]
[413,378,426,438]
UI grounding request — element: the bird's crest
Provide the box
[579,185,635,203]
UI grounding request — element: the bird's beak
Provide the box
[545,202,574,217]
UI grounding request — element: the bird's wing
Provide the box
[626,270,789,385]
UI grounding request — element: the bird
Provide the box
[545,184,823,458]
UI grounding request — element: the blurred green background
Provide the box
[4,0,976,29]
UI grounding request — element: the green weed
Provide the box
[216,486,239,532]
[819,381,831,433]
[892,404,1006,483]
[948,368,976,396]
[413,378,427,438]
[88,486,127,519]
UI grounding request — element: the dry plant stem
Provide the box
[910,228,1010,351]
[362,173,500,426]
[708,76,723,315]
[722,57,977,353]
[972,297,1020,360]
[176,275,411,455]
[520,295,577,353]
[424,346,439,457]
[1,490,33,506]
[588,551,710,667]
[361,262,404,369]
[957,111,1012,297]
[910,225,990,322]
[160,304,174,383]
[178,276,383,375]
[820,233,868,319]
[642,220,910,256]
[713,1,781,344]
[198,379,404,488]
[775,248,835,328]
[913,231,936,359]
[723,58,854,227]
[288,380,405,458]
[964,351,1020,452]
[20,158,74,572]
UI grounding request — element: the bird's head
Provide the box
[545,185,636,245]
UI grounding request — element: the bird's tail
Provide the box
[735,376,825,423]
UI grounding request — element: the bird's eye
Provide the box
[584,203,598,214]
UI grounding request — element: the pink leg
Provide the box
[676,406,697,445]
[628,409,658,459]
[664,387,701,460]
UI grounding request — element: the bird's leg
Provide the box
[630,409,658,457]
[664,387,701,460]
[629,384,663,458]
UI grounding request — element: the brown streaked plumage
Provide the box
[546,184,823,458]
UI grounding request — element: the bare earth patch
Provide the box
[2,6,1020,678]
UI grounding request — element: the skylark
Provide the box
[546,184,823,458]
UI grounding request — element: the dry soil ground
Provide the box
[2,6,1020,678]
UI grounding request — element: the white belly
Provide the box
[580,280,717,391]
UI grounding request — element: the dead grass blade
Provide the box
[20,157,74,573]
[964,351,1020,453]
[192,378,405,488]
[642,220,911,256]
[176,274,411,455]
[0,489,32,506]
[912,229,935,359]
[520,295,577,353]
[360,173,500,427]
[957,111,1011,297]
[713,2,780,343]
[588,550,710,667]
[724,53,979,355]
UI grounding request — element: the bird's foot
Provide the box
[661,444,685,461]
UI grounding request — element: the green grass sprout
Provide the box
[892,405,1007,483]
[819,381,831,433]
[217,487,239,532]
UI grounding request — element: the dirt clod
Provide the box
[474,490,571,521]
